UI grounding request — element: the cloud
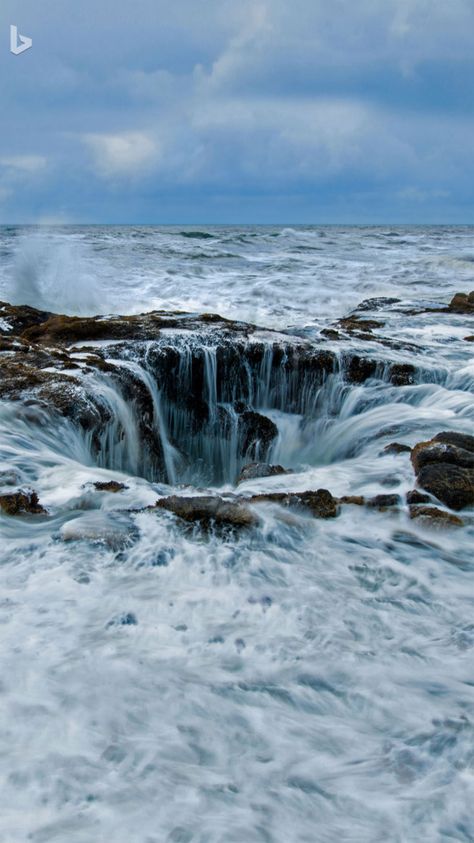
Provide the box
[0,0,474,220]
[0,156,47,173]
[82,132,160,179]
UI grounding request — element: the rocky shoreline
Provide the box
[1,291,473,533]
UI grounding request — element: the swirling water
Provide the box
[0,226,474,843]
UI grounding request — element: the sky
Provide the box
[0,0,473,224]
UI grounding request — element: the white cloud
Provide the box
[83,131,160,179]
[0,156,47,173]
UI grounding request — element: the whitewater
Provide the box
[0,225,473,843]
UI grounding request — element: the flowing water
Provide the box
[0,226,473,843]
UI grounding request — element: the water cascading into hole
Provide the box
[82,338,422,486]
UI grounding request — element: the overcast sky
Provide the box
[1,0,473,223]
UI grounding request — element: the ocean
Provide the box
[0,225,473,842]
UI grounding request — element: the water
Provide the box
[0,226,474,842]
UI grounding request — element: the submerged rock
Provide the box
[249,489,339,519]
[366,494,401,510]
[155,495,259,528]
[409,505,464,528]
[0,490,47,516]
[237,462,289,483]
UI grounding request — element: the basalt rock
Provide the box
[249,489,339,519]
[447,292,474,314]
[94,481,128,493]
[237,463,289,484]
[416,463,474,511]
[384,442,412,455]
[409,505,464,528]
[411,431,474,510]
[155,495,259,528]
[367,494,401,510]
[411,440,474,473]
[406,490,431,505]
[0,490,47,516]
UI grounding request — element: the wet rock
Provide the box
[367,494,401,510]
[237,462,289,483]
[416,463,474,511]
[433,431,474,453]
[345,355,378,384]
[239,412,278,460]
[384,442,412,454]
[107,612,138,627]
[465,335,474,342]
[0,470,22,486]
[155,495,259,528]
[339,495,365,506]
[60,513,138,548]
[0,490,47,516]
[409,505,464,528]
[406,490,431,505]
[356,297,401,312]
[448,291,474,314]
[250,489,339,519]
[93,481,128,493]
[411,439,474,474]
[389,363,416,386]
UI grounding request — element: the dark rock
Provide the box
[155,495,259,528]
[433,431,474,453]
[239,412,278,460]
[345,355,378,384]
[249,489,339,519]
[389,363,416,386]
[384,442,412,454]
[237,463,289,483]
[367,494,401,510]
[339,495,365,506]
[411,440,474,474]
[448,292,474,314]
[465,335,474,342]
[409,506,464,528]
[356,297,401,312]
[94,481,128,493]
[406,490,431,505]
[0,490,47,516]
[416,463,474,511]
[107,612,138,627]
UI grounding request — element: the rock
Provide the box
[411,440,474,474]
[406,490,431,505]
[465,335,474,342]
[0,490,47,516]
[448,292,474,314]
[389,363,416,386]
[155,495,258,528]
[0,470,22,486]
[339,495,365,505]
[239,412,278,459]
[416,463,474,511]
[107,612,138,627]
[409,506,464,528]
[249,489,339,519]
[60,513,138,547]
[367,494,401,510]
[237,463,289,483]
[93,481,128,493]
[384,442,412,454]
[433,431,474,453]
